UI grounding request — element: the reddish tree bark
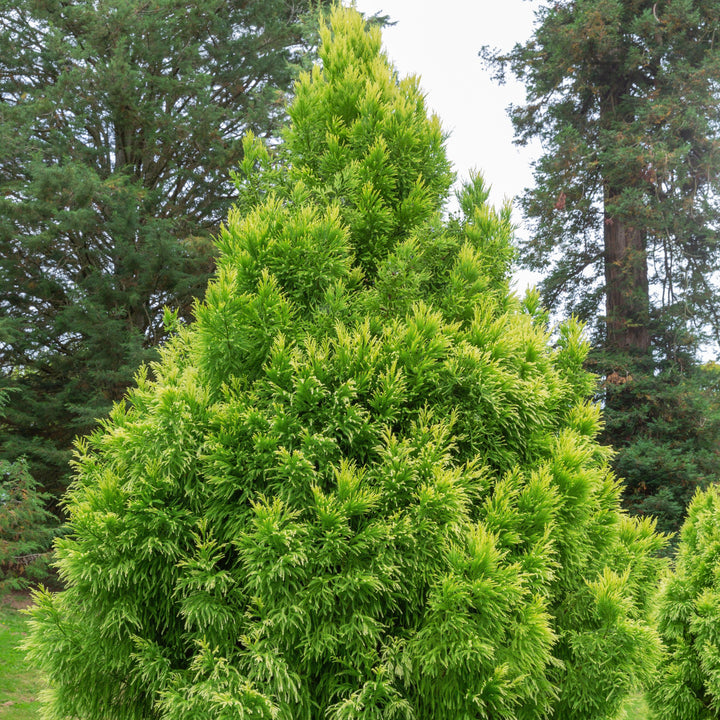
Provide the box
[603,208,650,354]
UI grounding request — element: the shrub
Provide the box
[25,8,667,720]
[0,456,57,593]
[649,485,720,719]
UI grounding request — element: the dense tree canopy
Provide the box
[0,0,330,500]
[0,390,58,593]
[26,9,667,720]
[601,358,720,537]
[482,0,720,350]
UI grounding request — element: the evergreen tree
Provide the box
[0,0,331,501]
[0,391,58,593]
[482,0,720,534]
[649,484,720,719]
[0,457,58,593]
[601,358,720,538]
[26,8,666,719]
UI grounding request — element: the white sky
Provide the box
[351,0,543,290]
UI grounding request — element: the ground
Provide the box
[0,591,41,720]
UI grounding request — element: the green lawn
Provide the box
[0,595,42,720]
[620,690,653,720]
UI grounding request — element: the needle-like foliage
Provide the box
[0,0,331,501]
[481,0,720,537]
[649,485,720,719]
[25,8,666,719]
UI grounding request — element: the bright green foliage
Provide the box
[0,0,331,502]
[649,485,720,719]
[26,8,666,720]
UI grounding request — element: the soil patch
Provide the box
[0,590,34,611]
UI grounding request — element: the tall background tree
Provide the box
[0,0,331,503]
[482,0,720,536]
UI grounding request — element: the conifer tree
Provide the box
[0,0,330,502]
[649,485,720,719]
[481,0,720,535]
[482,0,720,352]
[605,360,720,538]
[0,392,58,593]
[26,8,667,719]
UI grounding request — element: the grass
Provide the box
[0,594,43,720]
[619,689,653,720]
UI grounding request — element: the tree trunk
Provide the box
[603,207,651,354]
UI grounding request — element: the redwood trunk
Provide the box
[603,209,650,354]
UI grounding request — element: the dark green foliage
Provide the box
[482,0,720,345]
[0,456,57,593]
[595,355,720,539]
[0,0,330,502]
[0,389,58,593]
[649,485,720,719]
[25,9,667,719]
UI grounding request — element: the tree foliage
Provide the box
[597,357,720,539]
[482,0,720,349]
[26,8,666,719]
[0,391,58,594]
[0,457,57,593]
[649,484,720,719]
[0,0,330,500]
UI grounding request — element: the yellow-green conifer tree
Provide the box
[650,485,720,719]
[26,9,666,719]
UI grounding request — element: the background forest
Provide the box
[0,0,335,507]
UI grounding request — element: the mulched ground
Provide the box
[1,590,34,611]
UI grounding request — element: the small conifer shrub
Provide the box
[0,456,57,593]
[26,8,666,719]
[649,485,720,720]
[0,390,58,594]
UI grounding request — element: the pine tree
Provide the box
[0,0,331,502]
[25,8,667,719]
[649,484,720,719]
[481,0,720,535]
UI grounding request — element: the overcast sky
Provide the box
[351,0,543,288]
